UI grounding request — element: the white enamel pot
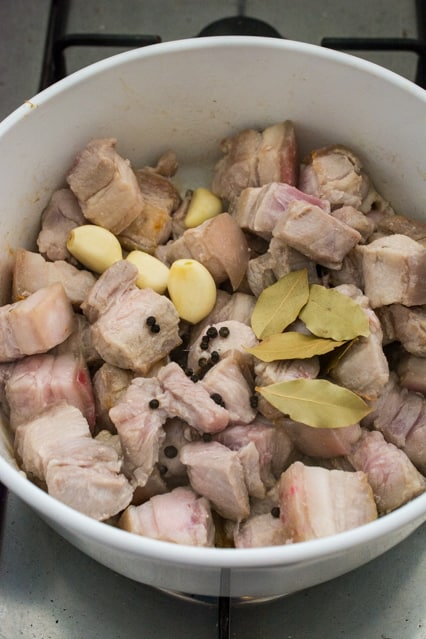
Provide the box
[0,37,425,598]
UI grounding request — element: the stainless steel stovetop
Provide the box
[0,1,425,638]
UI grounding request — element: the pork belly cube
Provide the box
[109,376,168,487]
[14,402,132,520]
[187,320,258,374]
[246,252,277,297]
[0,282,75,363]
[328,284,389,400]
[330,205,375,242]
[46,461,133,521]
[327,248,364,289]
[281,418,361,459]
[200,355,256,425]
[357,234,426,308]
[93,363,134,432]
[158,362,230,434]
[279,461,377,542]
[14,402,92,480]
[4,351,96,432]
[268,237,320,283]
[234,182,330,239]
[376,304,426,357]
[215,418,294,497]
[117,162,180,253]
[348,430,426,514]
[157,213,249,290]
[299,145,388,214]
[373,210,426,242]
[67,138,144,234]
[363,373,426,474]
[211,121,298,205]
[83,262,181,375]
[179,441,250,521]
[233,512,287,548]
[119,486,215,547]
[12,248,96,306]
[81,259,137,324]
[272,200,361,269]
[397,353,426,395]
[36,188,85,262]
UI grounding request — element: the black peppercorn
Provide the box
[164,445,178,459]
[206,326,218,339]
[149,398,160,409]
[210,392,226,408]
[185,367,194,377]
[271,506,280,519]
[202,433,212,442]
[210,350,220,363]
[191,373,199,383]
[158,464,168,476]
[150,323,161,333]
[219,326,230,338]
[249,394,259,408]
[146,315,156,326]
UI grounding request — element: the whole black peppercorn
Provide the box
[210,392,226,408]
[249,394,259,408]
[185,367,194,377]
[206,326,218,339]
[271,506,280,519]
[200,341,209,351]
[198,357,208,368]
[202,433,212,442]
[210,351,220,363]
[150,323,161,334]
[219,326,230,338]
[164,445,178,459]
[149,398,160,409]
[191,373,199,383]
[146,315,156,326]
[158,464,168,476]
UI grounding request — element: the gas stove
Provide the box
[0,2,425,638]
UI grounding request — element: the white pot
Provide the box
[0,36,425,598]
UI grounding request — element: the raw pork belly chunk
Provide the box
[14,402,132,520]
[279,461,377,542]
[119,486,215,546]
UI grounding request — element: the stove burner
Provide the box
[198,15,282,38]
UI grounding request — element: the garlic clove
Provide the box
[67,224,122,274]
[168,258,217,323]
[126,250,170,294]
[184,187,222,228]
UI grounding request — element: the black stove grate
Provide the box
[39,0,426,91]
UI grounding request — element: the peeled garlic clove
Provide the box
[168,259,217,323]
[67,224,122,274]
[126,250,170,294]
[184,187,222,228]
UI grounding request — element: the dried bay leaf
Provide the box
[299,285,370,341]
[256,378,371,428]
[251,269,309,339]
[246,332,346,362]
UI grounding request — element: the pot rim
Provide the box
[1,36,425,134]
